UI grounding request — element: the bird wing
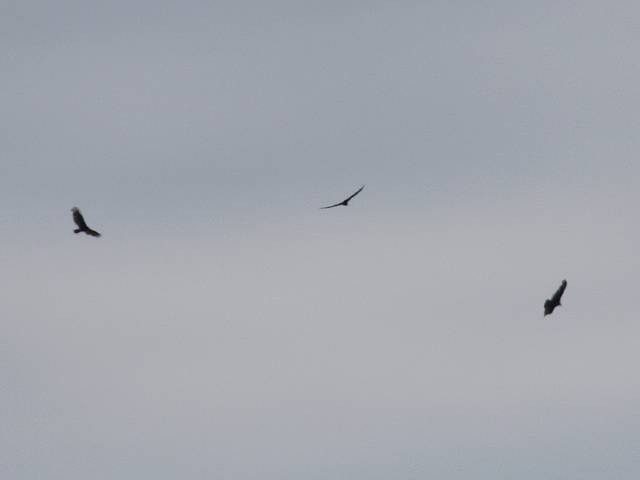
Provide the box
[551,280,567,303]
[72,207,89,230]
[344,185,365,202]
[320,201,344,209]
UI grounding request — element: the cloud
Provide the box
[2,1,640,478]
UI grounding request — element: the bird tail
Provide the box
[86,229,101,237]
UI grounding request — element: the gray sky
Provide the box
[2,1,640,478]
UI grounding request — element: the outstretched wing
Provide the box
[320,201,344,209]
[344,185,365,202]
[551,279,567,304]
[72,207,89,230]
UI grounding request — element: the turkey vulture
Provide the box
[544,279,567,316]
[71,207,101,237]
[320,185,365,209]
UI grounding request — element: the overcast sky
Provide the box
[2,1,640,478]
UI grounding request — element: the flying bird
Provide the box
[544,279,567,316]
[71,207,101,237]
[320,185,365,209]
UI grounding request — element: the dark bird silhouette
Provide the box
[320,185,365,209]
[71,207,101,237]
[544,279,567,316]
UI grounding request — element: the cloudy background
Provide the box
[2,1,640,478]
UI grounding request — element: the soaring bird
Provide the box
[71,207,101,237]
[320,185,365,209]
[544,279,567,316]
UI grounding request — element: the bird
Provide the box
[544,279,567,316]
[71,207,101,237]
[320,185,365,209]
